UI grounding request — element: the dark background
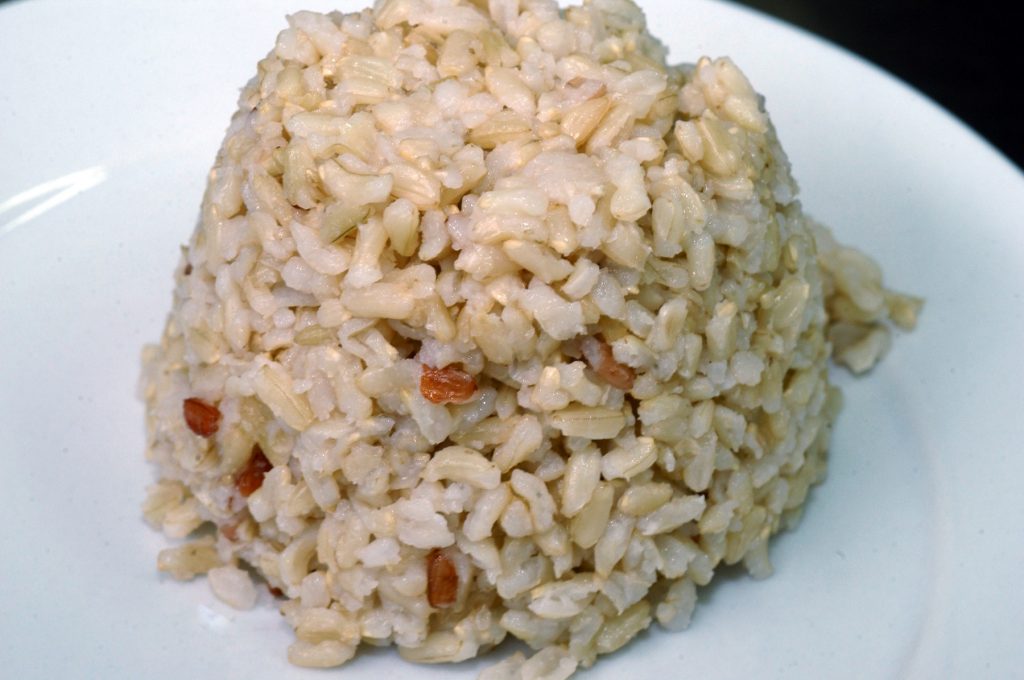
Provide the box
[1,0,1019,168]
[734,0,1022,169]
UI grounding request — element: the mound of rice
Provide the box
[141,0,921,675]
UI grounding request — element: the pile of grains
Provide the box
[140,0,920,676]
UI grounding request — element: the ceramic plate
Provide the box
[1,1,1022,677]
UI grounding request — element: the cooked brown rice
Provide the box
[140,0,921,676]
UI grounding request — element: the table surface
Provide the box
[735,0,1022,170]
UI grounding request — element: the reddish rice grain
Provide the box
[235,445,272,497]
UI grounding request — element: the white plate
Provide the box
[1,1,1021,678]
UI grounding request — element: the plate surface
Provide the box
[1,1,1022,678]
